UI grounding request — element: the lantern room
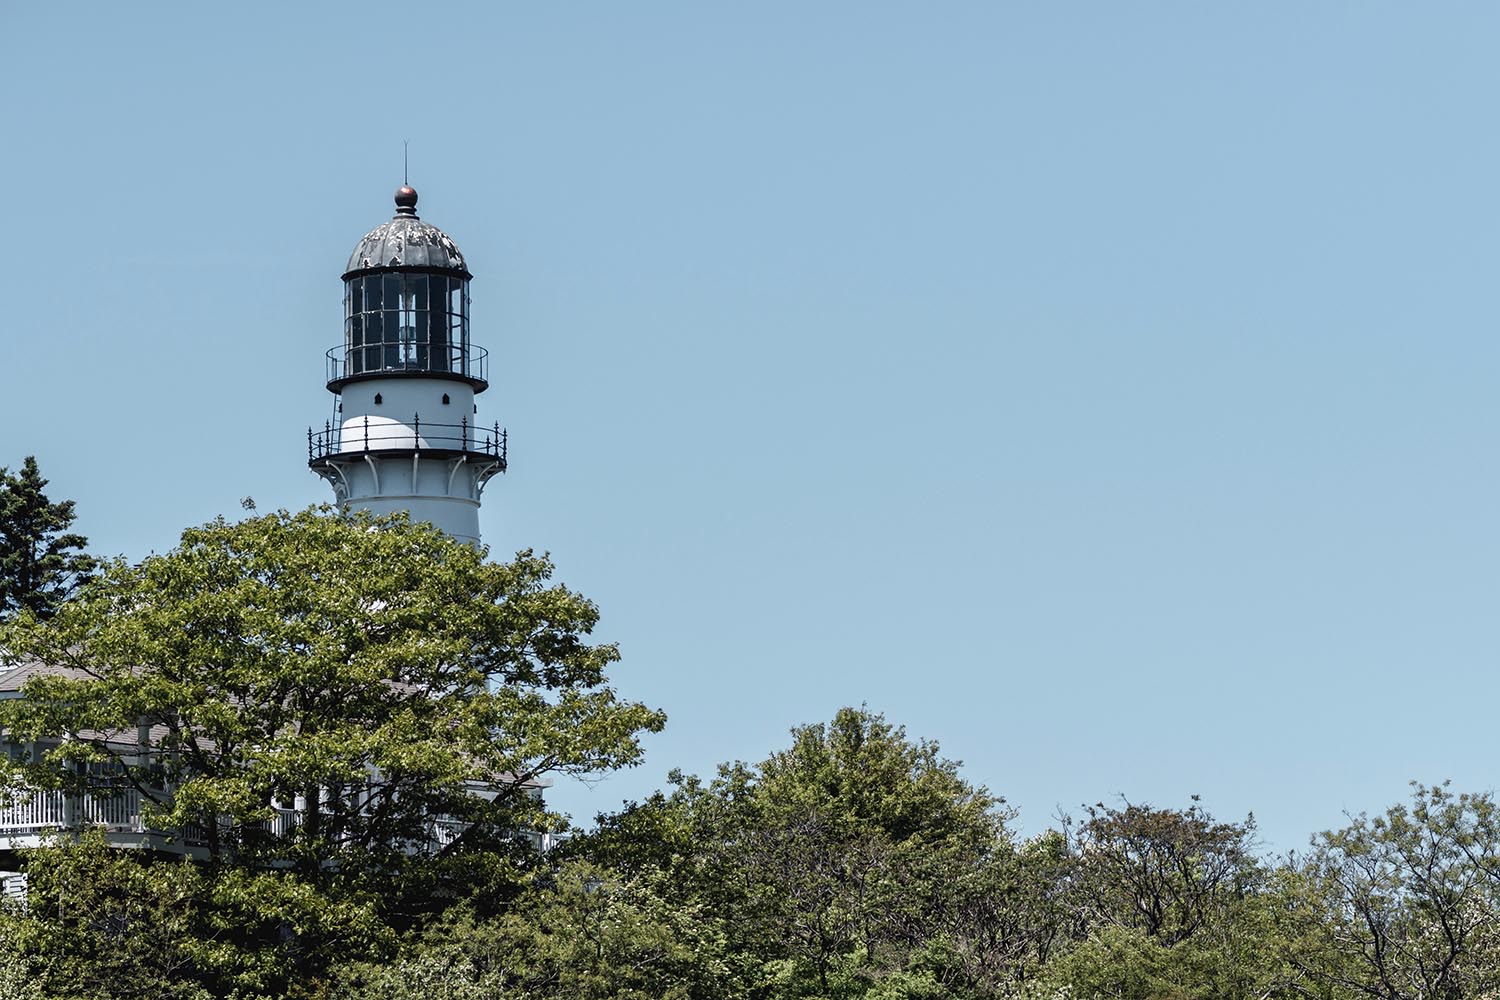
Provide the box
[330,186,487,391]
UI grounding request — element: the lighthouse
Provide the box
[309,186,506,545]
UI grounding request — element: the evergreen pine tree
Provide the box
[0,457,95,620]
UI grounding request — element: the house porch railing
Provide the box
[0,788,477,854]
[0,787,145,835]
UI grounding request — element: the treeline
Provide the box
[0,467,1496,999]
[4,708,1500,999]
[338,716,1500,1000]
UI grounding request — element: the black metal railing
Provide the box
[325,342,489,386]
[309,415,507,469]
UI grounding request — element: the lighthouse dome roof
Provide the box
[343,187,471,279]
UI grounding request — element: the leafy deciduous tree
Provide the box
[0,506,666,995]
[1068,797,1257,946]
[590,707,1011,998]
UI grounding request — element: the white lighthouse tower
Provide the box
[309,186,505,545]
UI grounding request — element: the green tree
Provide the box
[0,506,666,996]
[1067,798,1257,946]
[1032,799,1316,1000]
[0,456,95,621]
[589,707,1010,999]
[1296,783,1500,1000]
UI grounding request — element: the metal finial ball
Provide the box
[394,186,419,213]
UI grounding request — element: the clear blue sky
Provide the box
[5,2,1498,852]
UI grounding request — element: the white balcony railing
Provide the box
[0,788,488,856]
[0,787,145,835]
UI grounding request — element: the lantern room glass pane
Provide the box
[428,300,449,372]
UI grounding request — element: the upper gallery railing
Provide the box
[325,341,489,387]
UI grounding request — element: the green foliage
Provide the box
[1038,923,1293,1000]
[331,952,507,1000]
[0,832,211,1000]
[1038,925,1208,1000]
[483,859,734,998]
[0,952,45,1000]
[0,456,95,622]
[0,830,395,1000]
[336,859,733,1000]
